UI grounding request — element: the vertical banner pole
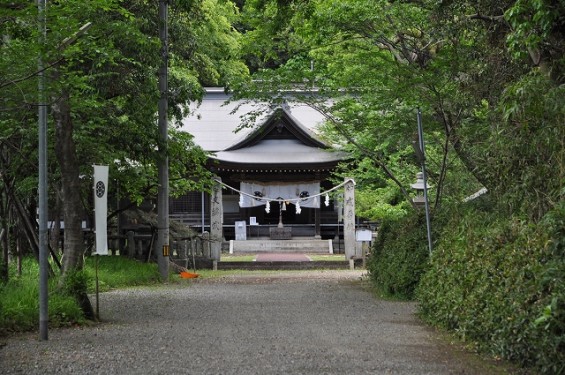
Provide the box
[95,255,100,320]
[93,165,109,320]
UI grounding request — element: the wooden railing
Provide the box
[107,232,212,265]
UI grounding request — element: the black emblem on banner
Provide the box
[95,181,105,198]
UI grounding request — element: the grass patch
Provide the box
[0,256,164,335]
[308,254,347,261]
[0,258,84,335]
[84,256,162,292]
[220,254,256,262]
[2,255,351,335]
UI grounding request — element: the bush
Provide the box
[0,256,162,335]
[417,202,565,374]
[0,259,84,335]
[368,211,431,299]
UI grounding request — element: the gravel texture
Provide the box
[1,270,511,375]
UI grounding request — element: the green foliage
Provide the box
[0,258,83,335]
[368,211,431,299]
[0,0,249,265]
[240,0,312,71]
[60,268,89,297]
[486,72,565,219]
[0,256,163,335]
[84,256,161,292]
[505,0,565,82]
[417,201,565,374]
[237,1,565,373]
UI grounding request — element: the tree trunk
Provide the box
[49,188,62,257]
[436,105,492,190]
[0,228,8,282]
[52,87,94,319]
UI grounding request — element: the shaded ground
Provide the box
[1,270,520,374]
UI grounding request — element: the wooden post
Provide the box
[343,178,356,260]
[315,207,321,239]
[210,178,223,263]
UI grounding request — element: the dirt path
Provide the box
[1,270,514,374]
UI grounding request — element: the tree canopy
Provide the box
[1,0,564,371]
[0,0,248,285]
[235,0,564,221]
[232,2,564,371]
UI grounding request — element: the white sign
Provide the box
[93,165,109,255]
[235,220,247,241]
[249,216,257,225]
[356,229,372,242]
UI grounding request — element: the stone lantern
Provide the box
[410,172,430,207]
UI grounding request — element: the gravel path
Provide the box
[1,270,510,375]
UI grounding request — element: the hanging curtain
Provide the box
[239,182,320,208]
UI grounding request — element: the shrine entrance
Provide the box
[173,88,359,264]
[209,178,357,262]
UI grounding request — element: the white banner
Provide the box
[239,182,320,208]
[93,165,109,255]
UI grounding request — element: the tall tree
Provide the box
[0,0,248,309]
[236,0,563,220]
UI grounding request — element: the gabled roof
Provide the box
[225,106,327,151]
[215,139,343,167]
[180,88,347,170]
[181,88,329,151]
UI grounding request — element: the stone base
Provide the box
[229,239,333,254]
[269,227,292,240]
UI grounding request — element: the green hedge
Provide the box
[367,211,432,299]
[417,203,565,374]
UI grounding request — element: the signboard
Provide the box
[356,228,372,242]
[235,220,247,240]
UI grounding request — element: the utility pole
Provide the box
[38,0,49,341]
[417,109,433,256]
[156,0,169,281]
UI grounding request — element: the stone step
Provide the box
[172,257,365,271]
[229,239,333,254]
[217,260,355,271]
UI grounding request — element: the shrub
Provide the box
[417,201,565,374]
[0,256,161,335]
[0,259,84,335]
[368,211,431,299]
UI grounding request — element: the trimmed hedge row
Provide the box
[367,212,432,299]
[417,203,565,374]
[368,200,564,373]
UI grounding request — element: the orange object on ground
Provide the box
[179,271,199,279]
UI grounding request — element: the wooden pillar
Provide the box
[210,178,223,263]
[343,178,356,260]
[315,207,321,239]
[126,231,135,258]
[314,171,322,239]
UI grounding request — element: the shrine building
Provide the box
[172,88,357,259]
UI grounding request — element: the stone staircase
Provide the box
[229,239,333,254]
